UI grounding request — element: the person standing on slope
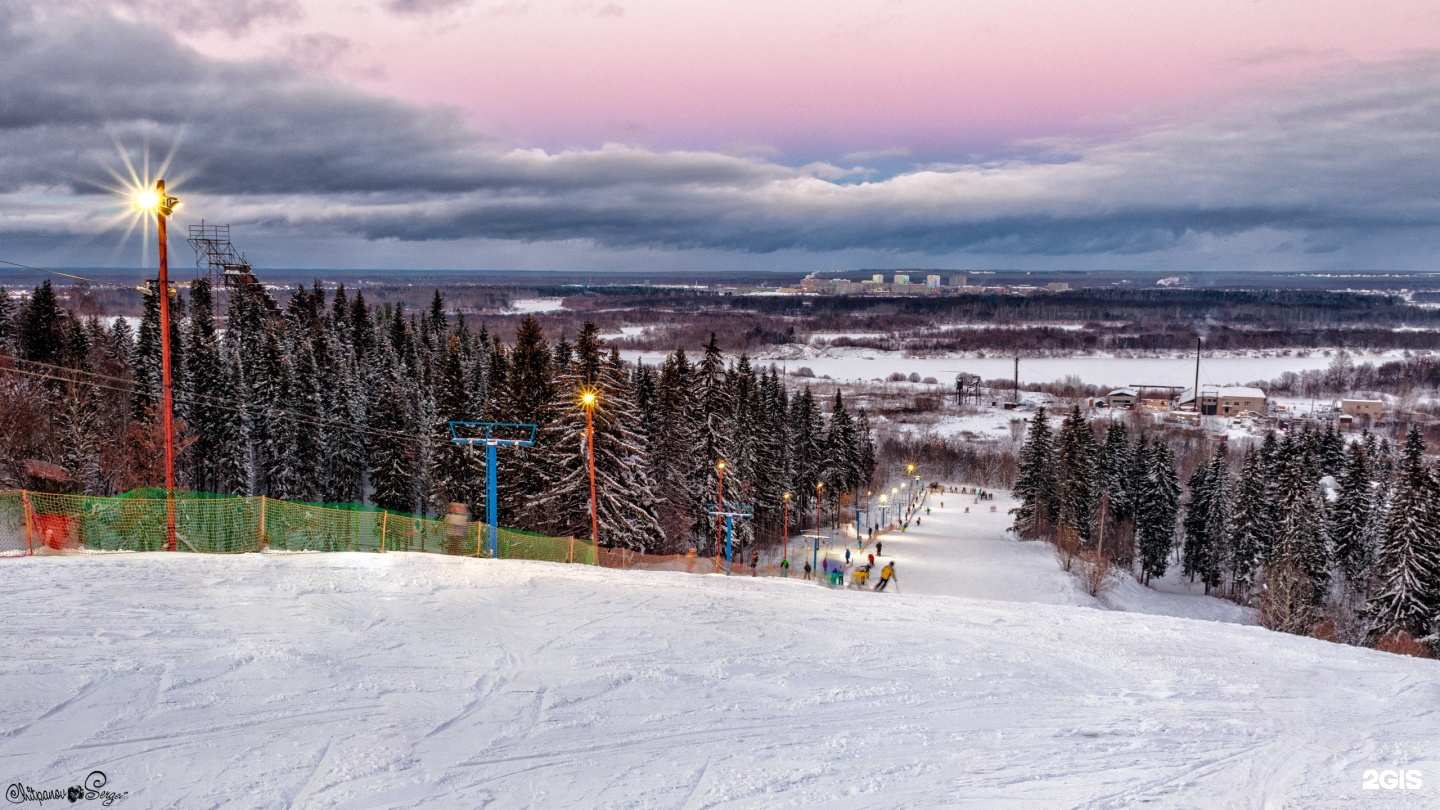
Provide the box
[875,561,895,591]
[876,541,883,556]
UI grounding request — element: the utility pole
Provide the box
[1014,356,1020,404]
[1194,337,1201,414]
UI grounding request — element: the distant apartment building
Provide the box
[872,273,885,283]
[949,274,968,288]
[1046,282,1070,292]
[893,274,910,285]
[926,275,942,289]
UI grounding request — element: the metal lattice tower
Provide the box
[186,221,260,290]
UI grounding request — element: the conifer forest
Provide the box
[0,280,876,556]
[1011,405,1440,653]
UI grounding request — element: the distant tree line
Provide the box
[0,281,875,555]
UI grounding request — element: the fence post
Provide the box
[475,521,483,558]
[380,510,388,553]
[21,490,34,556]
[259,496,267,550]
[568,534,574,564]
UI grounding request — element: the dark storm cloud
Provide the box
[5,2,1440,261]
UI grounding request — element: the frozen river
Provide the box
[622,348,1377,389]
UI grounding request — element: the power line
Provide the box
[0,259,145,292]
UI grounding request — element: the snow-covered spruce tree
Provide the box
[368,372,416,513]
[824,389,861,499]
[788,386,824,529]
[1136,439,1180,585]
[181,278,224,492]
[0,284,14,351]
[695,334,739,545]
[1182,453,1214,584]
[1098,421,1135,561]
[289,339,325,503]
[495,316,557,532]
[1010,407,1057,540]
[749,366,791,538]
[428,334,482,515]
[256,327,302,501]
[1329,439,1375,589]
[1202,448,1232,595]
[1319,422,1346,479]
[17,280,61,365]
[131,284,162,420]
[530,345,664,550]
[1270,440,1329,595]
[854,406,876,493]
[212,347,251,496]
[1365,428,1440,642]
[646,348,701,551]
[1055,405,1099,548]
[1228,447,1270,601]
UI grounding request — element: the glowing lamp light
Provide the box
[581,390,596,407]
[716,460,726,471]
[134,185,181,216]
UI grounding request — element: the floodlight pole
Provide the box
[715,460,726,566]
[584,396,599,547]
[157,179,177,553]
[782,492,790,566]
[486,442,499,556]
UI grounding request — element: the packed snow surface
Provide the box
[3,498,1436,808]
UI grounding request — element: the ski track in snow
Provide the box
[2,496,1437,808]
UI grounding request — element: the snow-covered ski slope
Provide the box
[3,504,1437,807]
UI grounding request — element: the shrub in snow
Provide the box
[908,372,922,383]
[923,377,938,384]
[795,366,815,378]
[888,372,907,382]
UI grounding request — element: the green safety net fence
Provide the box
[0,489,592,564]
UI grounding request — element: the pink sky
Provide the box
[179,0,1440,159]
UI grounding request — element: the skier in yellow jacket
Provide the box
[875,562,895,591]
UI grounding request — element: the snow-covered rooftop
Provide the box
[1177,385,1267,403]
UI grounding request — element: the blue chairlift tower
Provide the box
[705,502,753,575]
[448,422,537,558]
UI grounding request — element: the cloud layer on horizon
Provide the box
[5,3,1440,270]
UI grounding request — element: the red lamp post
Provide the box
[815,481,824,535]
[782,491,791,564]
[136,180,181,552]
[582,390,599,547]
[715,460,726,562]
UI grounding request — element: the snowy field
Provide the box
[3,496,1436,807]
[624,348,1392,391]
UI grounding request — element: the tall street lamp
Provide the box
[715,460,726,562]
[782,491,791,566]
[135,180,181,552]
[815,481,824,535]
[581,389,599,548]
